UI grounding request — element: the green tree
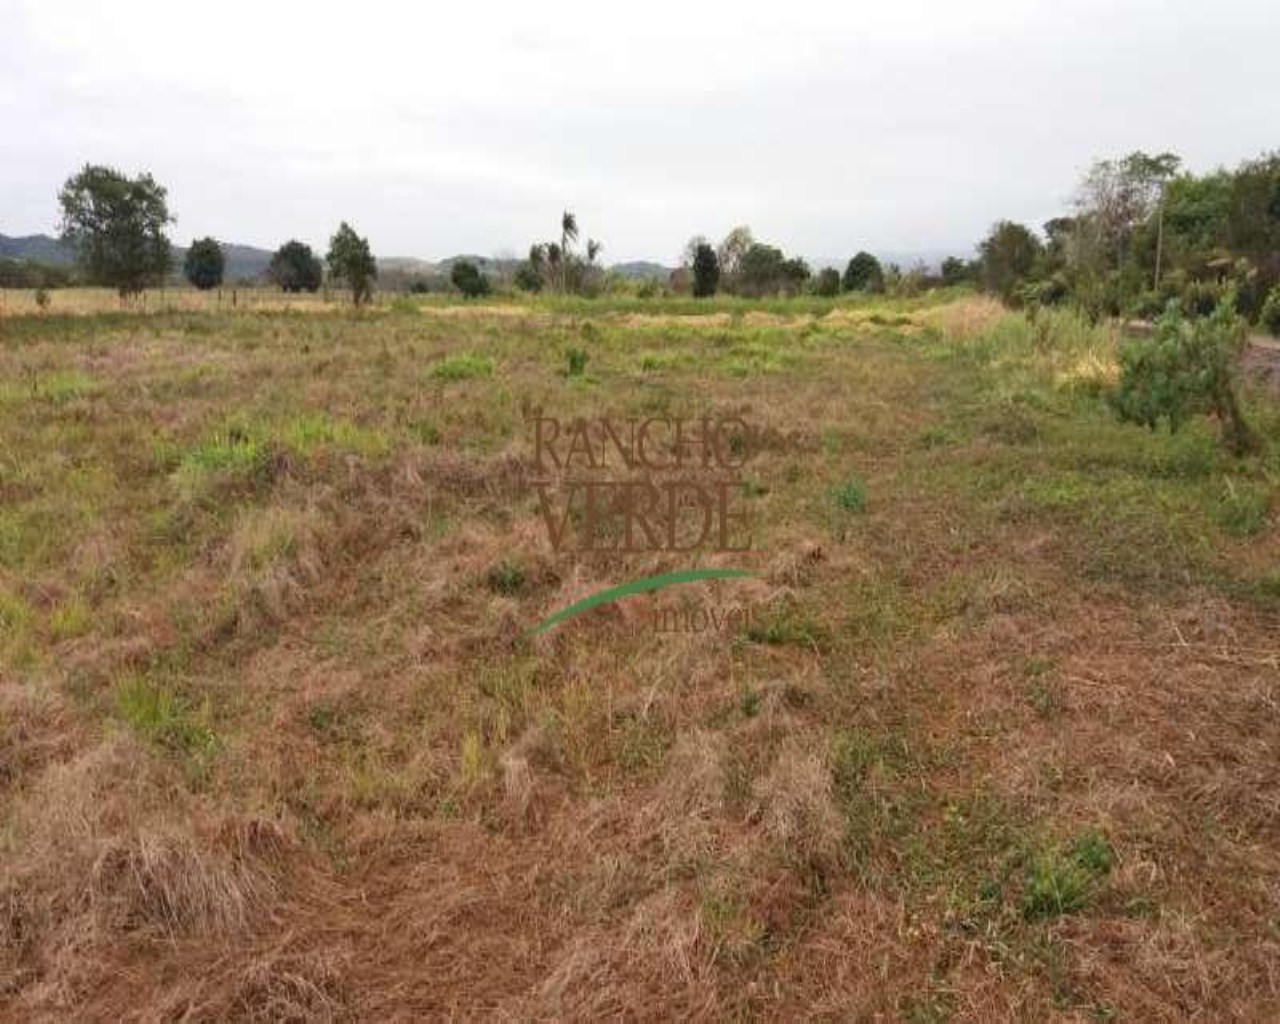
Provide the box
[267,241,323,293]
[450,259,490,298]
[940,256,969,286]
[691,242,720,298]
[326,222,377,306]
[737,243,786,297]
[1225,152,1280,300]
[842,251,883,293]
[781,256,811,294]
[813,267,841,296]
[717,225,754,292]
[57,164,173,297]
[1073,152,1180,303]
[978,221,1042,303]
[183,237,224,291]
[514,261,543,293]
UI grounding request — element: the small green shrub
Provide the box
[1022,829,1114,919]
[834,477,868,513]
[1111,297,1256,455]
[487,560,525,595]
[565,347,589,377]
[1261,287,1280,338]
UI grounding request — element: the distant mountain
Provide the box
[434,255,521,277]
[811,250,969,273]
[0,232,273,282]
[610,261,671,280]
[378,256,438,276]
[217,243,273,282]
[0,233,75,265]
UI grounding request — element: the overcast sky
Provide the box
[2,0,1276,264]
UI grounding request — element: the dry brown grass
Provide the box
[0,294,1277,1018]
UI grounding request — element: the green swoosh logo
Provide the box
[528,568,753,635]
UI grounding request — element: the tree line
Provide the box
[37,164,953,306]
[53,164,379,305]
[29,154,1280,335]
[970,148,1280,336]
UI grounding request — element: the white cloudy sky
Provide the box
[2,0,1276,263]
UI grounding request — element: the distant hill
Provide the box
[0,233,75,265]
[811,250,969,273]
[433,255,522,278]
[0,233,690,287]
[217,243,273,282]
[0,232,273,282]
[610,261,671,280]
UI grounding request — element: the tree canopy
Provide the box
[267,241,323,293]
[974,148,1280,324]
[450,259,490,299]
[184,237,224,290]
[57,164,173,297]
[326,222,377,306]
[843,252,883,293]
[691,242,719,298]
[978,221,1042,302]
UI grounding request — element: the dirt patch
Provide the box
[1242,335,1280,395]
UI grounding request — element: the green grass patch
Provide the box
[1022,830,1115,919]
[430,353,495,381]
[833,476,868,513]
[48,594,91,641]
[279,413,390,458]
[114,674,219,771]
[179,427,266,475]
[1212,479,1271,538]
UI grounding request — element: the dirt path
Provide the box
[1244,334,1280,393]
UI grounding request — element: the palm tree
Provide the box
[560,211,578,292]
[587,239,602,265]
[546,243,562,291]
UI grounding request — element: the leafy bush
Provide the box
[565,347,589,376]
[1261,286,1280,338]
[1181,280,1223,318]
[1111,296,1256,455]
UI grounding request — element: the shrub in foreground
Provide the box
[1112,295,1256,455]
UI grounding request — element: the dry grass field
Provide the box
[1,290,1278,1020]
